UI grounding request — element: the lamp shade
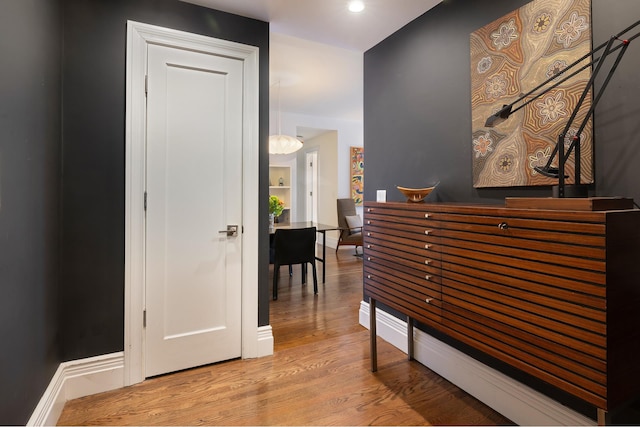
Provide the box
[269,134,303,154]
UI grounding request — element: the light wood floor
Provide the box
[58,247,513,426]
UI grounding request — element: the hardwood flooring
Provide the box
[57,247,513,426]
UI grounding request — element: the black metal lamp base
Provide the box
[552,184,589,198]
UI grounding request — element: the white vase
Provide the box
[269,213,275,229]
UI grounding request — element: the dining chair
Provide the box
[272,227,318,300]
[269,233,293,277]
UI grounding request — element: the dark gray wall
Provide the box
[2,0,269,421]
[0,0,62,423]
[591,0,640,200]
[365,0,640,204]
[364,0,640,419]
[59,0,270,361]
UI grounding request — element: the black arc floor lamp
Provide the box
[485,19,640,198]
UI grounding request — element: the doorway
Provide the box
[124,21,263,386]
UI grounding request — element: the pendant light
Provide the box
[269,81,303,154]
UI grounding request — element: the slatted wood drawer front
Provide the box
[364,204,441,327]
[437,211,607,409]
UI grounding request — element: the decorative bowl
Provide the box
[396,185,437,203]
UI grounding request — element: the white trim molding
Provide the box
[27,324,273,427]
[256,325,274,357]
[125,21,265,386]
[359,301,595,426]
[27,353,124,426]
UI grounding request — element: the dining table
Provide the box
[271,221,340,283]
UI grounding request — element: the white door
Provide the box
[306,151,318,222]
[144,43,243,377]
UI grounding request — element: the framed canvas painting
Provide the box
[350,146,364,206]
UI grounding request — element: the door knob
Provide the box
[218,225,238,237]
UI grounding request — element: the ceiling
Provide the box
[181,0,443,132]
[181,0,442,51]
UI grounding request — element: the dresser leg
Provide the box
[597,408,610,425]
[407,316,414,361]
[370,298,377,372]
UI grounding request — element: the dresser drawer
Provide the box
[365,239,441,274]
[364,256,441,293]
[365,221,439,243]
[437,213,606,250]
[365,205,442,222]
[365,265,441,327]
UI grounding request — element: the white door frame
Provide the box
[305,151,318,222]
[124,20,264,386]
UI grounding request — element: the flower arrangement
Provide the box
[269,195,285,217]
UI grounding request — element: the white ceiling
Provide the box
[182,0,442,51]
[181,0,443,132]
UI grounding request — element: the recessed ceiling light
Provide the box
[348,1,365,13]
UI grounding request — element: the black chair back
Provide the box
[273,227,317,265]
[272,227,317,300]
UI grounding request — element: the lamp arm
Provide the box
[505,19,640,117]
[510,60,592,116]
[568,26,640,147]
[562,38,630,164]
[538,35,630,175]
[484,58,592,127]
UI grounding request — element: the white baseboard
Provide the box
[359,301,595,426]
[256,324,274,357]
[27,352,125,426]
[28,324,274,426]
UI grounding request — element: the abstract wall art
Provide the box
[350,146,364,206]
[470,0,593,188]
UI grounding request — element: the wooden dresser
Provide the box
[363,201,640,421]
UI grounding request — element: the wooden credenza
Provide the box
[363,201,640,420]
